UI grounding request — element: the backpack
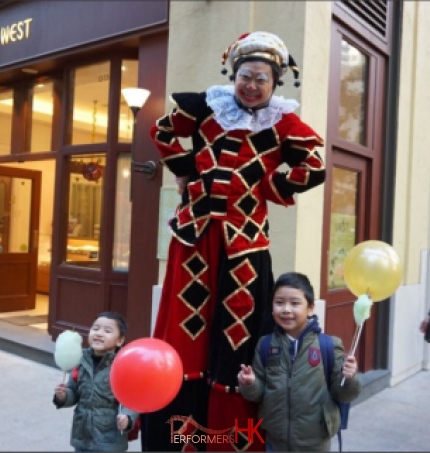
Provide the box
[70,366,141,442]
[258,333,350,451]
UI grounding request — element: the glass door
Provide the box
[0,166,41,312]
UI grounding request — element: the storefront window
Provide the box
[338,40,368,145]
[68,61,110,145]
[328,167,358,290]
[30,81,54,152]
[65,154,105,267]
[112,154,131,271]
[118,60,138,143]
[0,90,13,156]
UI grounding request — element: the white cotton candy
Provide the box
[54,330,83,371]
[353,294,373,325]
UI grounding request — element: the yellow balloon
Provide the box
[343,240,402,302]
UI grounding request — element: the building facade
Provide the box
[0,0,429,393]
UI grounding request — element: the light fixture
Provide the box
[121,87,156,200]
[121,88,150,111]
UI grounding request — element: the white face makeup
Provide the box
[237,67,270,83]
[234,61,274,109]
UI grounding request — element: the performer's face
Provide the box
[272,286,314,337]
[234,61,274,109]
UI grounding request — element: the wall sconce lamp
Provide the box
[121,87,157,199]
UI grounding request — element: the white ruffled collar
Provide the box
[206,85,299,133]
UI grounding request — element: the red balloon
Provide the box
[110,338,183,413]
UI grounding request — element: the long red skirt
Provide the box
[142,221,273,451]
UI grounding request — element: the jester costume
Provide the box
[141,83,325,452]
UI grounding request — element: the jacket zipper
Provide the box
[287,359,292,451]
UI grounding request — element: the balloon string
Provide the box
[341,323,363,387]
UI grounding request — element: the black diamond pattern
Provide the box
[222,136,242,154]
[156,130,173,145]
[232,431,249,451]
[226,224,237,242]
[182,281,209,310]
[185,255,206,276]
[242,221,260,240]
[183,315,205,337]
[237,194,258,215]
[248,128,278,152]
[238,160,265,186]
[157,115,172,128]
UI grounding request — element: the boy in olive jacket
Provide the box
[53,312,138,452]
[238,272,361,452]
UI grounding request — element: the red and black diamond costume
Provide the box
[142,84,325,452]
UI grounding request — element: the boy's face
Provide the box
[272,286,314,337]
[88,316,124,356]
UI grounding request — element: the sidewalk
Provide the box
[0,349,141,452]
[332,367,430,451]
[0,348,429,452]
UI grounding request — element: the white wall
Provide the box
[160,1,330,295]
[390,2,430,381]
[389,250,429,384]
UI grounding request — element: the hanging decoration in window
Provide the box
[82,161,103,182]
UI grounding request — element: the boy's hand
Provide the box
[342,355,357,380]
[54,383,67,401]
[238,364,255,386]
[117,414,129,431]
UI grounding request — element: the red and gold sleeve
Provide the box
[260,116,326,205]
[149,92,206,176]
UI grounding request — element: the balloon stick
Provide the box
[119,404,123,435]
[63,371,67,383]
[341,323,363,386]
[350,323,363,357]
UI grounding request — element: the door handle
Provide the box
[132,160,158,179]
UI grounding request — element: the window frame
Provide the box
[321,19,386,372]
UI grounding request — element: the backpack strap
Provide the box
[318,333,333,384]
[318,333,343,452]
[258,333,273,368]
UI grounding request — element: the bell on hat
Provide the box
[221,31,300,88]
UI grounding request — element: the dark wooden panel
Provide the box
[126,33,168,342]
[0,262,30,295]
[325,297,356,350]
[108,282,128,320]
[55,276,103,328]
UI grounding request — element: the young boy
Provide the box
[238,272,362,452]
[53,312,139,452]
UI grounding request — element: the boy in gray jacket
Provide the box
[238,272,361,451]
[53,312,139,452]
